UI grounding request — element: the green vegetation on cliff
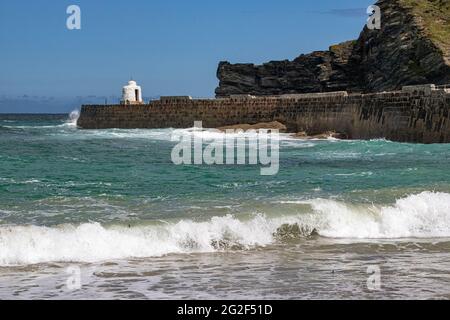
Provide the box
[399,0,450,61]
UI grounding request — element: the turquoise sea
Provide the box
[1,113,450,299]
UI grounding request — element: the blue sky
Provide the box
[0,0,374,112]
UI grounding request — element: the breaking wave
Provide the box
[66,110,80,127]
[304,191,450,238]
[1,191,449,265]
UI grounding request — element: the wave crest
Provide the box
[308,191,450,238]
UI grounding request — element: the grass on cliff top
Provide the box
[398,0,450,58]
[329,40,357,53]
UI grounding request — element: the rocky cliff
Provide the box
[215,0,450,97]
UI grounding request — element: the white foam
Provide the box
[73,127,302,143]
[172,127,295,142]
[1,192,449,265]
[306,191,450,238]
[0,214,281,266]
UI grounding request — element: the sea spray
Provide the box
[68,110,80,126]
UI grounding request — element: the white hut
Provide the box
[121,80,143,105]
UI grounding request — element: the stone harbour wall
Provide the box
[78,85,450,143]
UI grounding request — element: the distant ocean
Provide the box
[1,113,450,299]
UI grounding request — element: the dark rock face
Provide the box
[215,41,355,97]
[351,0,450,92]
[215,0,450,97]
